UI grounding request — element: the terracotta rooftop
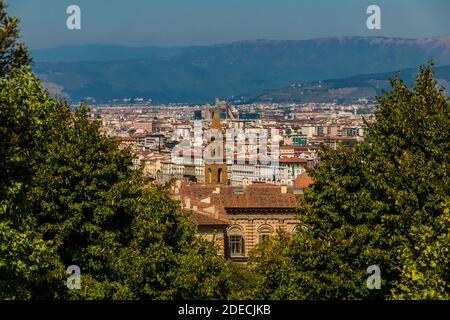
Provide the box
[175,183,216,199]
[213,185,298,209]
[115,137,136,142]
[278,157,308,164]
[175,182,299,221]
[294,172,314,189]
[189,211,228,226]
[284,146,320,151]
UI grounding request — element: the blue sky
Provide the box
[8,0,450,49]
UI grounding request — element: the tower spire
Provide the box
[204,102,227,186]
[211,106,221,130]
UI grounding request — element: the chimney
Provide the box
[214,206,219,219]
[185,197,191,209]
[213,186,221,194]
[281,185,288,194]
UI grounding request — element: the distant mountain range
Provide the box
[31,45,206,62]
[32,36,450,103]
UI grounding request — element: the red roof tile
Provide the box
[189,211,228,226]
[294,172,314,189]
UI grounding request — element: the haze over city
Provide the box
[10,0,450,48]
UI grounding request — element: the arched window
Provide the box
[228,226,244,256]
[218,168,223,183]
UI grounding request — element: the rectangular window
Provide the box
[229,236,243,256]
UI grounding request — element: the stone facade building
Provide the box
[172,181,302,261]
[220,185,300,261]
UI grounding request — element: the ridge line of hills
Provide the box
[33,36,450,104]
[245,65,450,104]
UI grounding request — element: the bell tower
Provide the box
[204,105,228,185]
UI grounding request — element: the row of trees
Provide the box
[1,2,449,299]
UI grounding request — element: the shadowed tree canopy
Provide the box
[0,3,231,299]
[0,70,231,300]
[252,63,450,300]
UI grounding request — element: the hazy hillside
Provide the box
[31,45,206,62]
[33,36,450,103]
[247,65,450,103]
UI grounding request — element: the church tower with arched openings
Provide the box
[204,106,228,185]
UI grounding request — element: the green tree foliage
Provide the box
[226,262,261,300]
[0,0,31,78]
[0,70,62,299]
[29,103,230,299]
[0,5,72,297]
[0,68,231,300]
[0,3,230,297]
[253,64,450,300]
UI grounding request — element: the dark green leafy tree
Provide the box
[0,2,71,297]
[226,261,261,299]
[0,3,230,298]
[28,104,230,299]
[253,63,450,300]
[0,68,231,300]
[0,0,31,78]
[0,68,63,299]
